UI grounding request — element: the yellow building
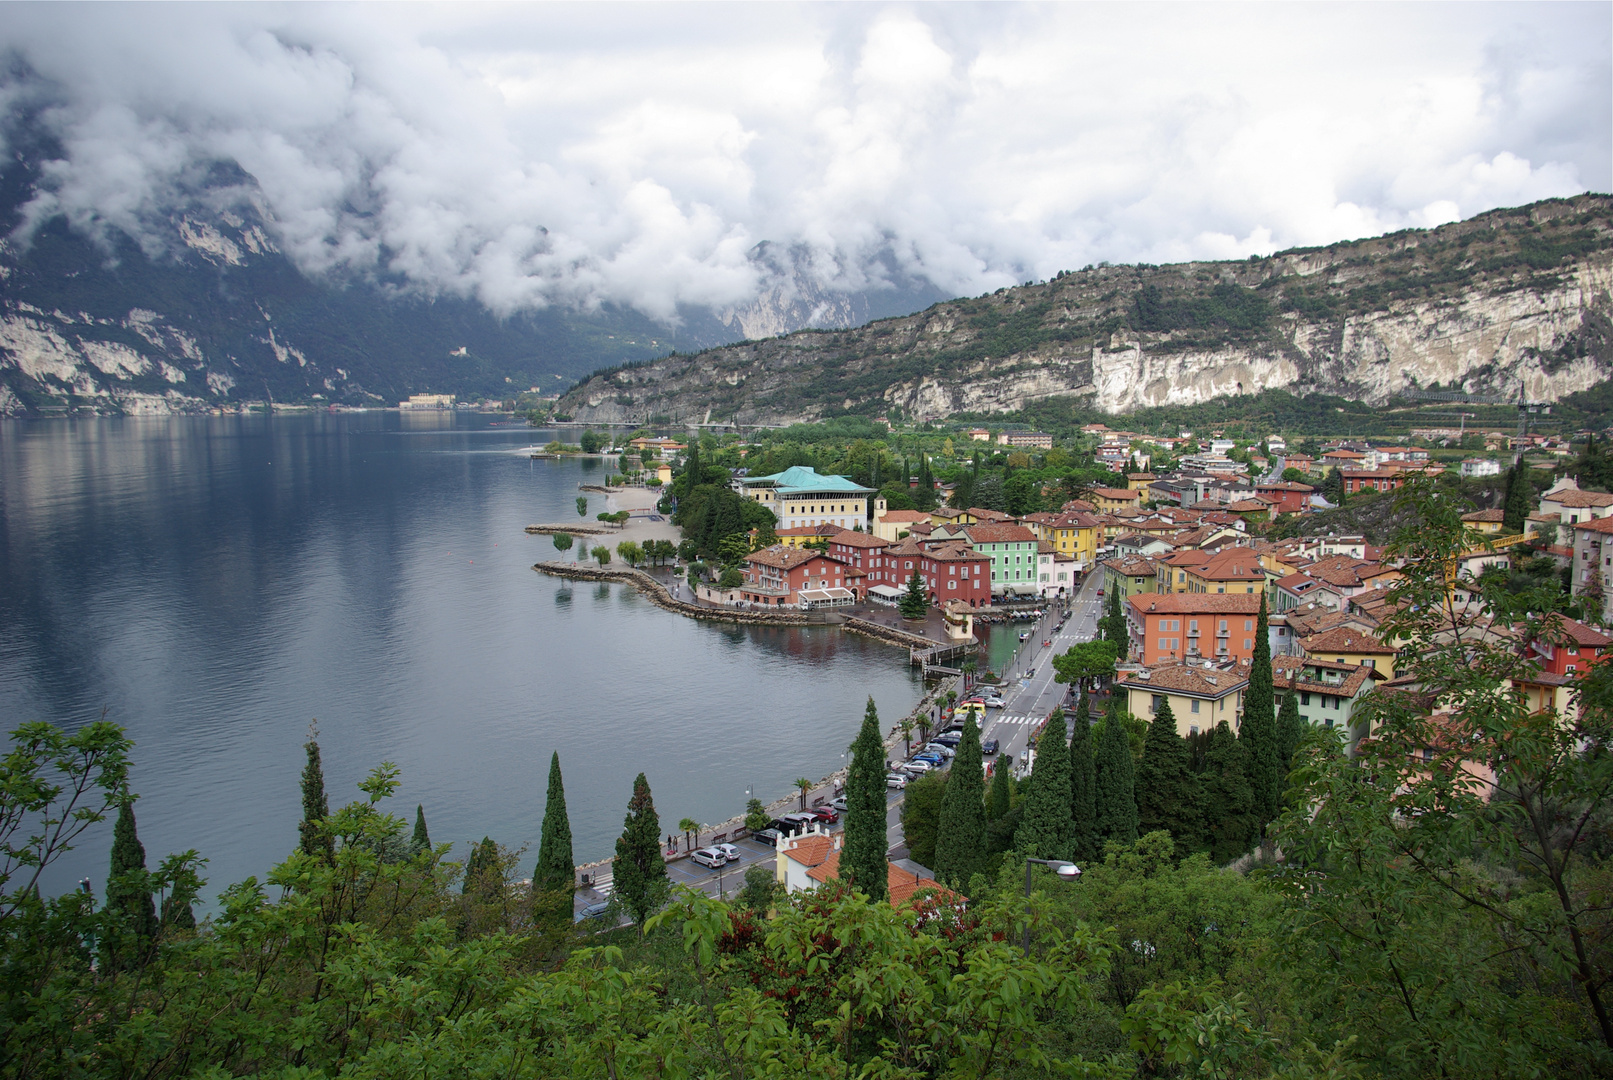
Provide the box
[1125,472,1156,493]
[1460,508,1507,536]
[1117,660,1250,738]
[1298,626,1398,679]
[740,466,877,533]
[1089,486,1142,513]
[1023,511,1101,569]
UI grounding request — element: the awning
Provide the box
[799,587,855,608]
[868,585,902,600]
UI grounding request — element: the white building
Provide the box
[1460,457,1501,478]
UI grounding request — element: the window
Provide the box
[1151,694,1164,715]
[1189,619,1198,632]
[1219,619,1228,632]
[1158,639,1168,651]
[1190,699,1200,714]
[1244,639,1252,650]
[1301,692,1311,706]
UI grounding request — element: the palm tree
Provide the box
[899,717,915,756]
[678,817,699,853]
[794,777,812,811]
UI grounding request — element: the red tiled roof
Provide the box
[1540,613,1613,648]
[1129,593,1263,615]
[745,546,846,571]
[964,523,1038,544]
[1301,627,1395,655]
[880,510,932,523]
[805,849,962,907]
[829,529,890,549]
[1462,508,1507,523]
[1572,516,1613,535]
[1545,489,1613,508]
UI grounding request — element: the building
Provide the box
[1298,626,1398,678]
[872,509,932,542]
[1340,468,1406,494]
[1126,593,1264,665]
[1540,479,1613,525]
[874,538,993,607]
[1103,555,1160,599]
[965,427,992,442]
[784,836,960,908]
[1117,659,1249,737]
[1182,548,1270,595]
[1177,453,1243,474]
[996,430,1054,449]
[1088,486,1142,513]
[962,523,1042,596]
[1021,510,1102,569]
[1460,508,1508,536]
[1272,655,1383,747]
[740,546,857,608]
[627,437,687,453]
[1254,480,1314,515]
[399,393,455,410]
[1570,516,1613,624]
[1459,457,1502,479]
[741,466,877,533]
[1125,472,1157,492]
[774,523,843,549]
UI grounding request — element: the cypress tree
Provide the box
[412,805,431,855]
[1501,463,1531,534]
[612,773,670,929]
[1102,590,1128,653]
[1277,689,1305,777]
[462,836,502,898]
[1201,721,1258,863]
[1241,594,1281,825]
[987,754,1012,821]
[1068,692,1097,862]
[1134,699,1200,848]
[533,752,575,926]
[1093,697,1139,849]
[105,800,156,966]
[843,696,889,902]
[1016,709,1073,859]
[298,732,334,861]
[932,715,987,888]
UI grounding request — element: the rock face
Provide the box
[560,195,1613,424]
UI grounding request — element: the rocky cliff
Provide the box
[558,195,1613,424]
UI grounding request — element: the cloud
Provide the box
[2,2,1607,320]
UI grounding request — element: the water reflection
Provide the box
[0,414,922,901]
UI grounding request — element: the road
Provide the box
[977,571,1104,774]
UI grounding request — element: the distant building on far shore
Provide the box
[400,394,455,410]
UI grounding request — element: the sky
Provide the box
[2,2,1609,322]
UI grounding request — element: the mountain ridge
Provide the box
[557,194,1613,425]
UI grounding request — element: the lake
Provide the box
[0,412,924,899]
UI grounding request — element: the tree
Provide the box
[532,753,574,927]
[1281,466,1308,483]
[1502,462,1531,534]
[1276,689,1304,777]
[1133,699,1200,850]
[1069,692,1097,862]
[717,565,743,589]
[1240,594,1281,826]
[794,778,812,812]
[576,495,588,518]
[736,863,781,913]
[591,545,611,567]
[1052,640,1118,693]
[744,798,769,833]
[899,716,915,756]
[900,771,948,870]
[932,715,987,888]
[899,570,929,619]
[988,754,1012,821]
[411,805,431,856]
[579,429,604,454]
[1100,590,1129,653]
[104,799,156,967]
[1017,711,1073,860]
[1093,697,1139,849]
[551,531,574,561]
[1323,466,1345,504]
[462,836,502,900]
[843,697,889,901]
[616,539,641,566]
[1200,722,1257,863]
[299,730,334,861]
[611,773,669,931]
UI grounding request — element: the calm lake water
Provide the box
[0,413,923,900]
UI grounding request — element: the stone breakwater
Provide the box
[532,561,818,625]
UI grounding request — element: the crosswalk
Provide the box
[991,714,1042,727]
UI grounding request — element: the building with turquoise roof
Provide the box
[739,466,882,533]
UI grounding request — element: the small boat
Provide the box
[1019,632,1029,642]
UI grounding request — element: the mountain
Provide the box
[557,194,1613,426]
[0,123,942,416]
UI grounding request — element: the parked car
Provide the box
[913,750,944,763]
[924,742,955,758]
[809,806,839,823]
[905,759,936,774]
[982,738,1000,755]
[752,828,784,847]
[714,843,741,862]
[830,795,849,812]
[768,818,801,836]
[780,812,819,833]
[984,696,1006,708]
[575,900,611,924]
[932,733,962,747]
[691,847,727,869]
[885,773,909,789]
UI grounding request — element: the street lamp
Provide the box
[1022,857,1081,955]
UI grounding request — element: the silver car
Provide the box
[714,843,741,863]
[690,848,726,869]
